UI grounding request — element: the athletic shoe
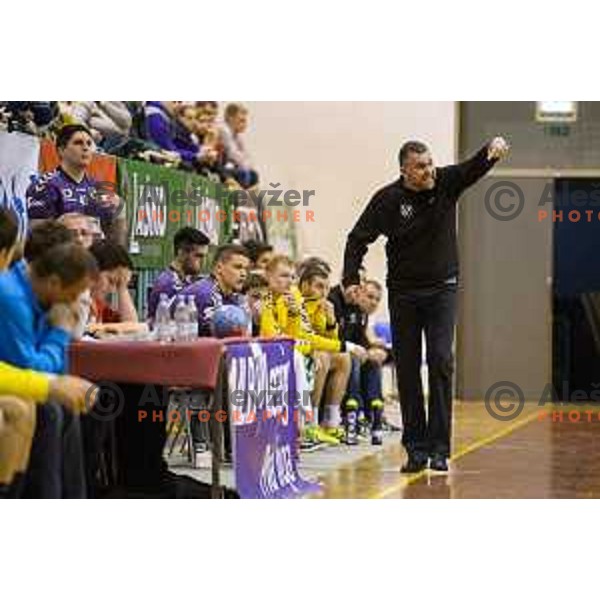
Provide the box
[371,429,383,446]
[302,426,325,449]
[299,437,318,452]
[193,441,209,454]
[304,424,340,446]
[401,452,428,474]
[357,412,370,439]
[300,428,323,451]
[429,455,449,472]
[318,426,343,445]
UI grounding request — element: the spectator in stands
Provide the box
[186,105,237,185]
[173,105,203,170]
[0,102,57,135]
[26,124,126,246]
[196,101,219,121]
[89,240,138,324]
[185,244,250,336]
[0,220,98,498]
[145,101,209,169]
[261,256,351,446]
[147,227,210,321]
[67,102,132,154]
[192,106,218,142]
[171,104,236,185]
[221,103,259,189]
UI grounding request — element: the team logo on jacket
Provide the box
[400,203,414,219]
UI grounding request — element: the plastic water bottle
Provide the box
[186,295,198,340]
[155,293,172,343]
[174,296,189,342]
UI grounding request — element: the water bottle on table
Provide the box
[186,295,198,340]
[155,293,173,342]
[174,295,189,342]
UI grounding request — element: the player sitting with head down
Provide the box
[0,207,98,498]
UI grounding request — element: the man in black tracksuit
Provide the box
[342,138,509,472]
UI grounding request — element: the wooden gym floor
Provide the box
[312,400,600,499]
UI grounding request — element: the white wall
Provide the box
[243,101,457,317]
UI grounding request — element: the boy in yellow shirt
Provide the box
[261,255,351,446]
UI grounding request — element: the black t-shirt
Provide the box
[343,146,497,291]
[328,285,369,347]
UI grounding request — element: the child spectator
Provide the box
[176,105,221,171]
[145,101,207,169]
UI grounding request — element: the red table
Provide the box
[69,339,226,497]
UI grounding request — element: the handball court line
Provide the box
[370,410,541,499]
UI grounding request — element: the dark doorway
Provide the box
[552,178,600,401]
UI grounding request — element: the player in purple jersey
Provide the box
[26,124,126,246]
[147,227,211,320]
[184,244,251,337]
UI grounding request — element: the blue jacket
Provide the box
[0,260,70,374]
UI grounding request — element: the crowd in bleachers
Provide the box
[0,101,259,189]
[0,112,392,499]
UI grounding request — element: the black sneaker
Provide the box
[401,452,428,474]
[429,455,449,472]
[371,429,383,446]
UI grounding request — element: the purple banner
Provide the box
[225,339,321,499]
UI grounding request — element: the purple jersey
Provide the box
[147,265,201,320]
[26,167,115,222]
[184,275,250,337]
